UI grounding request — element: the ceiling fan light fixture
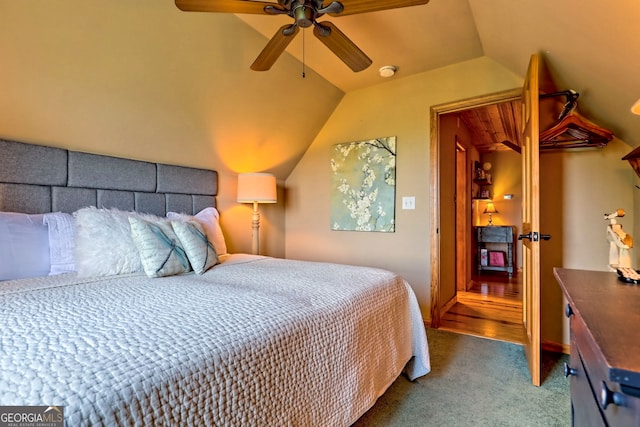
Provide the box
[379,65,397,78]
[293,3,315,28]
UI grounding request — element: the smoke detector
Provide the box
[379,65,397,78]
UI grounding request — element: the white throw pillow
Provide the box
[74,207,150,277]
[0,212,50,280]
[43,212,76,275]
[167,207,227,255]
[129,216,191,278]
[172,220,218,274]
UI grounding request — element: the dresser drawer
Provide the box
[476,226,513,243]
[573,312,640,426]
[569,335,606,426]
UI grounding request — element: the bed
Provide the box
[0,139,430,426]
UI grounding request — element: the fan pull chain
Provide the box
[301,28,306,79]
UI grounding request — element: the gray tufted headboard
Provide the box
[0,139,217,216]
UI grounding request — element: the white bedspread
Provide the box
[0,255,430,426]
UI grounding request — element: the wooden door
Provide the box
[521,54,542,386]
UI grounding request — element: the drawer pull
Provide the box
[565,304,573,318]
[600,381,626,409]
[563,363,577,378]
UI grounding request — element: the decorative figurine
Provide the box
[605,208,633,270]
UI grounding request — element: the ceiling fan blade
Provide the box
[329,0,429,16]
[175,0,276,14]
[313,21,371,72]
[251,25,300,71]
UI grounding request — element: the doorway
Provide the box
[429,89,525,344]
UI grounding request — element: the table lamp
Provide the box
[483,202,498,226]
[237,173,277,255]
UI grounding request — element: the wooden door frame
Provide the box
[429,88,522,328]
[455,140,468,293]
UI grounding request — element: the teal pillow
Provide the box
[128,216,191,278]
[172,220,219,274]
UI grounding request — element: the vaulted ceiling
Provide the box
[2,0,640,178]
[232,0,640,147]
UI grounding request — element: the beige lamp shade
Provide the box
[483,202,498,214]
[237,173,277,203]
[483,201,498,226]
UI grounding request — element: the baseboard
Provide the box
[439,295,457,316]
[542,340,570,355]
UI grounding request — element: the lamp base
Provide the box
[251,201,260,255]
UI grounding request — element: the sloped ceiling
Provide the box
[236,0,483,93]
[232,0,640,146]
[469,0,640,146]
[2,0,640,176]
[0,0,345,180]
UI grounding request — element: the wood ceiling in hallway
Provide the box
[458,100,522,154]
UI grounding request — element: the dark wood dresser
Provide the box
[554,268,640,426]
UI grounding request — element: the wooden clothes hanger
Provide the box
[539,111,614,149]
[538,90,614,149]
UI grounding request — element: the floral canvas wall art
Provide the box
[330,136,396,232]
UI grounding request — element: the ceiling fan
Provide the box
[175,0,430,72]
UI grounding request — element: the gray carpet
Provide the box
[352,328,571,427]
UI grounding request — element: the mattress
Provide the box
[0,254,430,426]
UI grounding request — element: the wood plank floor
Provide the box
[439,273,527,345]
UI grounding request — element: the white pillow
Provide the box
[74,207,154,277]
[43,212,76,275]
[167,207,227,255]
[0,212,50,281]
[129,216,191,278]
[172,220,218,274]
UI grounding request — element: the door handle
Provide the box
[518,232,552,241]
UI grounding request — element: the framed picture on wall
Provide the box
[330,136,396,232]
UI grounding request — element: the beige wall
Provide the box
[285,57,524,319]
[0,0,345,258]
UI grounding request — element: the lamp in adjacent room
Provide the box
[237,173,277,255]
[483,202,498,226]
